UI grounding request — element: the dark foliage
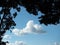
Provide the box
[0,0,60,45]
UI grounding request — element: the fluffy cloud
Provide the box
[12,20,46,36]
[6,41,26,45]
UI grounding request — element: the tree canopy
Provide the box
[0,0,60,45]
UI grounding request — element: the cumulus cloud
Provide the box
[12,20,46,36]
[6,41,26,45]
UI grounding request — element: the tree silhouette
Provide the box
[0,0,60,45]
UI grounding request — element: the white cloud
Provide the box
[12,20,46,36]
[6,41,26,45]
[3,35,11,39]
[2,35,11,42]
[12,29,20,36]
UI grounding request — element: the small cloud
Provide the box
[12,28,20,36]
[6,41,26,45]
[3,35,11,39]
[12,20,46,36]
[2,35,11,42]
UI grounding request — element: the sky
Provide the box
[2,6,60,45]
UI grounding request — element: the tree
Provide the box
[0,0,60,45]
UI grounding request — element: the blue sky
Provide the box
[2,6,60,45]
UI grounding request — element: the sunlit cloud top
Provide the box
[12,20,46,36]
